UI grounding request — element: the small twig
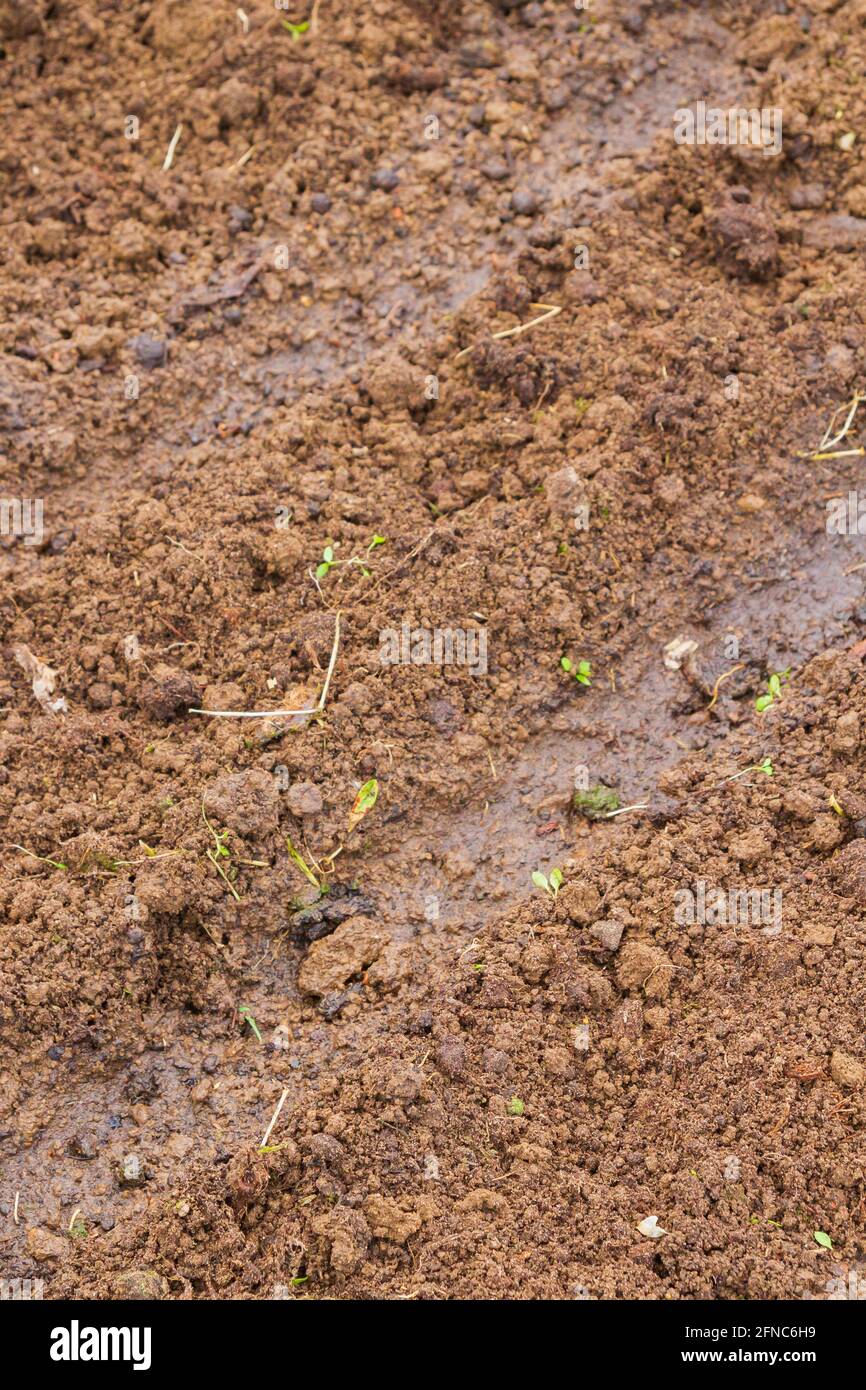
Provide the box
[162,124,183,172]
[820,392,865,449]
[68,1207,81,1234]
[707,662,745,712]
[260,1087,290,1149]
[207,848,240,901]
[455,302,563,363]
[798,447,866,461]
[226,144,259,173]
[190,612,341,719]
[798,391,866,459]
[13,1191,20,1225]
[604,803,650,818]
[317,609,341,709]
[165,535,203,562]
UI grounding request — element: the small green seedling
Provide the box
[281,19,310,40]
[724,757,774,784]
[507,1097,525,1117]
[561,656,592,687]
[756,668,791,713]
[316,544,336,579]
[316,536,385,581]
[814,1231,833,1250]
[286,836,323,890]
[532,866,563,900]
[239,1005,262,1043]
[202,802,267,901]
[13,844,68,870]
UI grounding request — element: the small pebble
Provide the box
[511,187,544,215]
[370,169,399,192]
[129,334,166,369]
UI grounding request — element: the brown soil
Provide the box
[2,0,866,1300]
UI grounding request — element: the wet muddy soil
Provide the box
[2,1,866,1301]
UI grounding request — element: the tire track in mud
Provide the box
[370,523,866,943]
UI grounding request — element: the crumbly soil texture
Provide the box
[2,0,866,1301]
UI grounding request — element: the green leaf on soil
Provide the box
[239,1005,262,1043]
[286,837,322,889]
[348,777,379,833]
[573,785,620,819]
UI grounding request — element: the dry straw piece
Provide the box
[189,611,341,720]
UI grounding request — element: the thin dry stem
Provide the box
[455,302,563,363]
[162,124,183,172]
[190,612,341,718]
[260,1087,290,1148]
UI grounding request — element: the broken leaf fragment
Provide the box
[637,1215,667,1239]
[13,643,68,715]
[348,777,379,833]
[663,636,698,672]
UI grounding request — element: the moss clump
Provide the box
[573,784,620,819]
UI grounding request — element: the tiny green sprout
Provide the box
[507,1097,525,1117]
[13,844,68,870]
[532,867,563,900]
[828,794,845,816]
[561,656,592,687]
[286,836,324,890]
[723,757,774,784]
[814,1231,833,1250]
[281,19,310,40]
[69,1218,88,1239]
[239,1005,262,1043]
[756,668,791,713]
[316,544,336,580]
[367,534,386,551]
